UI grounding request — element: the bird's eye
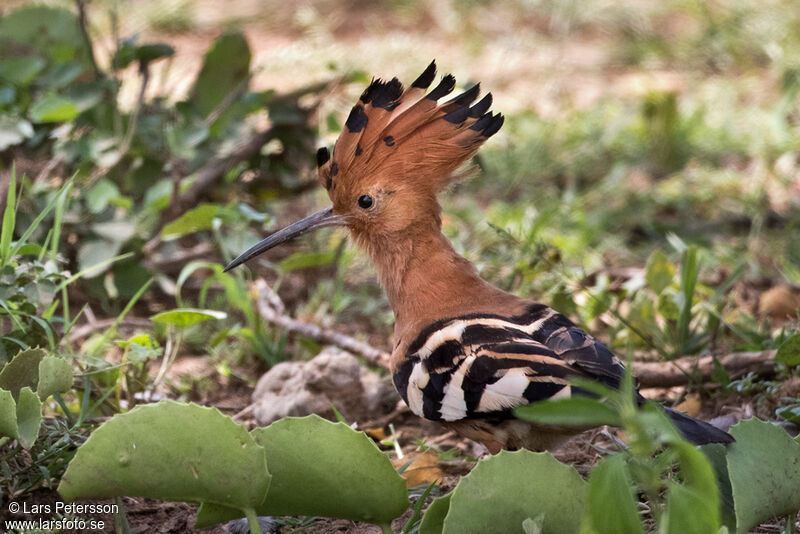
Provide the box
[357,194,374,210]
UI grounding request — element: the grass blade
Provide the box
[1,163,17,267]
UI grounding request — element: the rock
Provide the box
[252,347,396,426]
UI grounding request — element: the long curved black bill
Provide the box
[224,206,346,272]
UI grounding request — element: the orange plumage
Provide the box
[227,62,732,452]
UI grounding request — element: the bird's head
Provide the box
[224,61,503,272]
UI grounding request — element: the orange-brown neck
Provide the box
[356,222,527,364]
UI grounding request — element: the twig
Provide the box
[75,0,103,80]
[254,279,392,369]
[33,157,64,184]
[634,349,776,387]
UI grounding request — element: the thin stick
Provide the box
[254,279,391,369]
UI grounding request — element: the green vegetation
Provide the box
[1,0,800,532]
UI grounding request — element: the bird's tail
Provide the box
[664,407,734,445]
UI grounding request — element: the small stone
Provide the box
[252,347,396,426]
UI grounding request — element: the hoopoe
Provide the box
[225,62,733,452]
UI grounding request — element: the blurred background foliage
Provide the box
[1,0,800,496]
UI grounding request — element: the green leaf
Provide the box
[0,56,46,86]
[658,289,681,321]
[58,401,270,511]
[440,450,586,534]
[86,179,121,214]
[196,415,409,527]
[0,389,18,439]
[515,396,622,428]
[0,165,16,264]
[16,386,41,449]
[775,333,800,367]
[726,418,800,533]
[37,355,73,400]
[151,308,227,328]
[585,454,643,534]
[661,483,718,534]
[161,204,219,240]
[114,42,175,69]
[0,347,46,399]
[646,249,675,295]
[662,440,720,534]
[0,6,86,65]
[188,32,251,117]
[29,94,79,123]
[419,494,451,534]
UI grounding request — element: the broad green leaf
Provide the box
[151,308,227,327]
[37,355,73,400]
[0,56,45,86]
[775,333,800,367]
[726,418,800,533]
[0,6,86,65]
[161,204,219,240]
[59,401,270,511]
[189,32,251,117]
[29,94,79,123]
[0,389,18,439]
[86,179,120,214]
[0,347,46,399]
[646,249,675,295]
[196,415,409,527]
[515,396,622,427]
[585,454,643,534]
[419,494,451,534]
[16,386,41,449]
[441,450,586,534]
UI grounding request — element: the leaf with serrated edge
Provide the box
[16,387,41,449]
[0,389,18,439]
[58,401,270,512]
[0,348,46,399]
[726,418,800,533]
[196,415,409,527]
[37,355,73,400]
[419,493,451,534]
[441,450,586,534]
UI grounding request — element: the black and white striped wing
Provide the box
[393,304,626,422]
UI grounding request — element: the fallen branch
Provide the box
[254,279,391,369]
[634,349,776,387]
